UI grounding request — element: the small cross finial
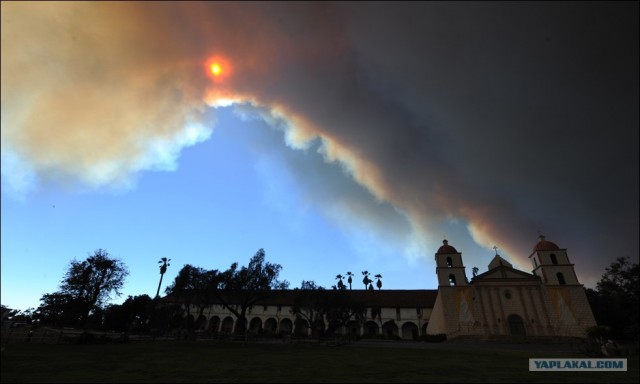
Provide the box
[493,245,499,255]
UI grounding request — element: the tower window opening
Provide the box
[449,274,457,286]
[557,272,566,285]
[446,257,453,267]
[550,254,558,265]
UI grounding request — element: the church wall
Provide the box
[544,286,596,338]
[183,301,433,338]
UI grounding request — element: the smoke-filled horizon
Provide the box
[2,2,638,311]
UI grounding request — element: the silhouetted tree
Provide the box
[33,293,78,327]
[299,280,322,290]
[362,271,372,290]
[2,306,35,326]
[346,272,354,290]
[103,294,152,332]
[335,274,346,290]
[374,274,382,290]
[216,249,289,334]
[156,257,171,299]
[165,249,289,335]
[164,264,222,333]
[35,249,129,327]
[587,256,639,340]
[292,281,365,339]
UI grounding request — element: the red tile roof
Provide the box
[163,289,438,308]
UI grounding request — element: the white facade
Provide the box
[426,236,597,339]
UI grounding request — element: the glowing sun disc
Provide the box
[205,55,232,81]
[210,63,222,76]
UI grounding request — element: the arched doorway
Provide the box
[364,321,379,336]
[401,322,419,340]
[382,320,399,338]
[208,316,220,333]
[507,314,526,338]
[279,318,293,336]
[249,317,262,333]
[221,316,234,334]
[264,318,277,335]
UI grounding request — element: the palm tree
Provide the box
[362,271,371,290]
[335,274,345,290]
[374,274,382,290]
[346,272,354,290]
[156,257,171,299]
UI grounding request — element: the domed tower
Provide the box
[528,235,596,336]
[529,235,579,285]
[435,240,468,286]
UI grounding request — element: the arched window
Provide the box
[446,257,453,267]
[550,254,558,265]
[449,274,457,286]
[557,272,566,285]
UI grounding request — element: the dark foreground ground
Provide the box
[1,339,638,383]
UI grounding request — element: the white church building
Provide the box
[174,236,597,340]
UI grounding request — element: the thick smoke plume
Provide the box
[2,2,637,285]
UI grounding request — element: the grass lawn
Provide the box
[1,340,638,383]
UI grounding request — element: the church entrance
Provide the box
[507,314,526,338]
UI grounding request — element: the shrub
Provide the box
[76,331,108,345]
[416,333,447,342]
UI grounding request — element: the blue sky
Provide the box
[2,2,638,312]
[2,106,444,310]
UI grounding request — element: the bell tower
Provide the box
[529,235,579,285]
[435,240,468,286]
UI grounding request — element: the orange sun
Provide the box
[210,63,222,76]
[206,56,232,81]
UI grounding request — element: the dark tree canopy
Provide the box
[292,280,365,338]
[216,248,289,333]
[224,248,289,291]
[165,248,289,334]
[33,292,78,327]
[164,264,222,324]
[596,256,639,300]
[35,249,129,327]
[299,280,324,290]
[103,294,153,332]
[587,256,639,340]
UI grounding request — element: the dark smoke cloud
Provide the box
[2,2,637,286]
